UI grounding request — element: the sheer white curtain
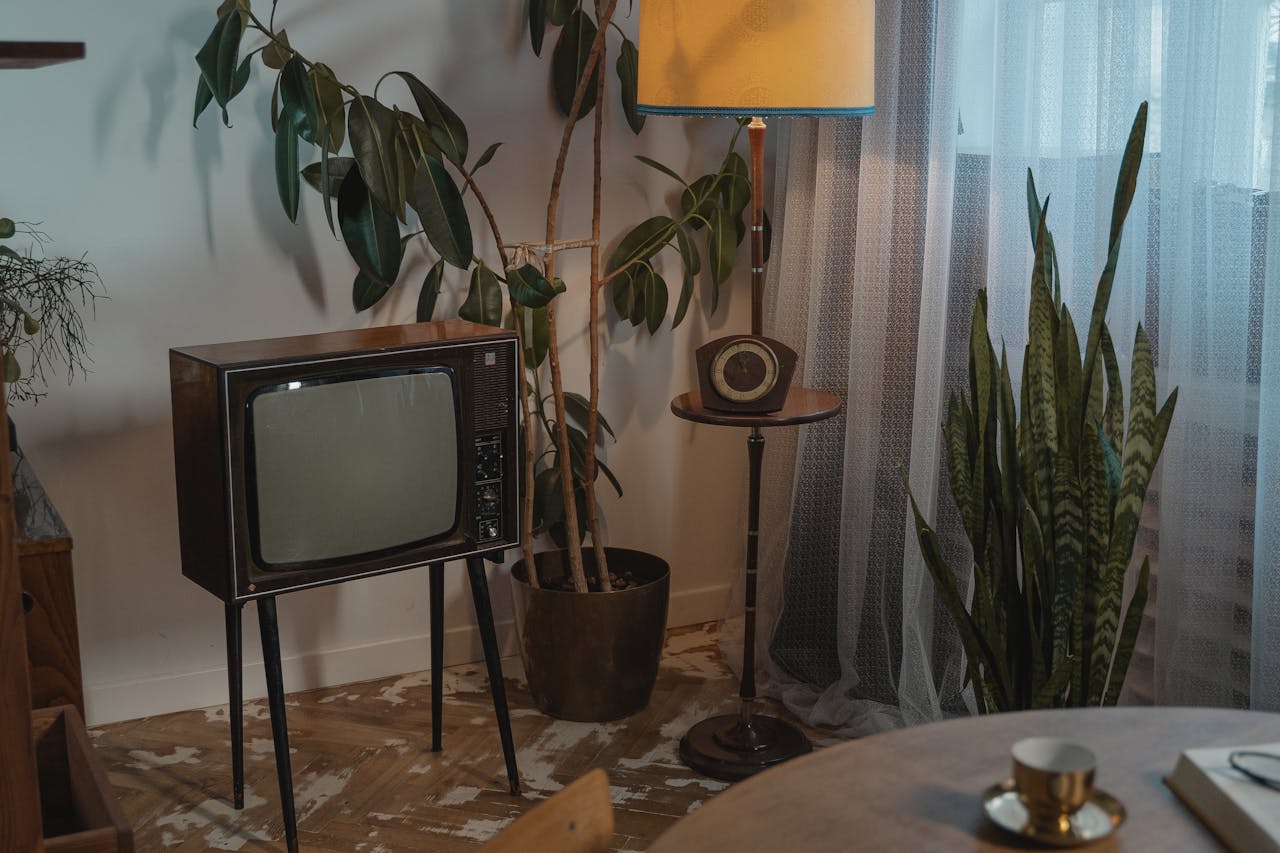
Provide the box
[752,0,1280,734]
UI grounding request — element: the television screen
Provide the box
[247,367,460,568]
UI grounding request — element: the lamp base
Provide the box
[679,712,812,782]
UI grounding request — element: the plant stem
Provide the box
[542,0,618,593]
[584,0,611,590]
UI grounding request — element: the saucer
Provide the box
[982,778,1126,847]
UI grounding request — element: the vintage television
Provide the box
[169,319,521,603]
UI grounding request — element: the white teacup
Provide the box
[1011,737,1097,834]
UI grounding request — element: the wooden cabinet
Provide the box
[13,452,85,716]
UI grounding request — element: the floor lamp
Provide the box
[637,0,876,779]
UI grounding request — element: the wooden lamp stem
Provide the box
[749,116,766,337]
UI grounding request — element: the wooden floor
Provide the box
[89,623,830,851]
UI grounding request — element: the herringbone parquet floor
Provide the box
[89,623,828,851]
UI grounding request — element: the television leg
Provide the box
[429,561,444,752]
[465,555,520,795]
[224,602,244,810]
[258,596,299,853]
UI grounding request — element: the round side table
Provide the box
[671,386,842,781]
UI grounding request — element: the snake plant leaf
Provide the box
[1033,660,1075,709]
[1109,101,1148,254]
[459,264,503,326]
[1055,304,1083,456]
[348,95,401,222]
[279,56,319,143]
[1028,206,1059,455]
[1104,555,1150,706]
[337,164,403,287]
[719,152,751,219]
[617,37,644,134]
[1089,554,1128,704]
[506,263,558,308]
[274,113,301,222]
[1026,167,1042,246]
[564,391,616,443]
[1108,324,1157,568]
[1086,342,1105,434]
[681,175,719,229]
[969,291,994,451]
[195,9,246,125]
[309,63,346,151]
[1150,388,1179,471]
[473,142,502,173]
[546,0,576,26]
[416,259,445,322]
[392,72,469,167]
[908,490,1010,710]
[1081,237,1124,419]
[261,29,293,70]
[522,306,550,368]
[1098,423,1123,498]
[1100,325,1125,451]
[193,76,215,127]
[607,216,675,273]
[1051,454,1083,670]
[301,156,353,195]
[945,396,976,541]
[552,10,600,121]
[645,270,669,334]
[707,205,735,287]
[529,0,548,55]
[352,269,391,312]
[410,155,473,269]
[636,155,688,187]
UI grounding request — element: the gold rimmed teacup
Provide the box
[1010,737,1097,835]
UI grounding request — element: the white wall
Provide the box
[6,1,753,725]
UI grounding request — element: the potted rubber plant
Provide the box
[908,102,1177,712]
[194,0,755,720]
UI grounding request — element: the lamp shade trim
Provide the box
[637,103,875,118]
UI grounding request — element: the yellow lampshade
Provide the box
[637,0,875,117]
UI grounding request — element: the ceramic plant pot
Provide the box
[510,547,669,722]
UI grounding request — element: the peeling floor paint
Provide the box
[92,623,827,850]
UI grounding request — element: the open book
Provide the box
[1166,742,1280,852]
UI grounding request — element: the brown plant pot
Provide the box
[511,548,669,722]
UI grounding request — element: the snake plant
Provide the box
[908,102,1177,712]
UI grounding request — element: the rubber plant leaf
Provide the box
[417,259,445,322]
[411,155,473,269]
[552,10,600,120]
[337,164,403,288]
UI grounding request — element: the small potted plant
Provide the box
[194,0,755,720]
[1,214,103,448]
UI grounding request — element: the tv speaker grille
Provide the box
[472,343,514,432]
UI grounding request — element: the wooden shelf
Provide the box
[0,42,85,69]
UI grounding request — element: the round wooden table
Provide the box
[649,707,1279,851]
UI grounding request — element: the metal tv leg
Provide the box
[258,596,299,853]
[429,561,444,752]
[224,602,244,810]
[465,555,520,795]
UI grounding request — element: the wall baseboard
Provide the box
[84,582,731,726]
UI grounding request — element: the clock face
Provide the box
[710,339,779,403]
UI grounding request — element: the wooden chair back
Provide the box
[481,768,614,853]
